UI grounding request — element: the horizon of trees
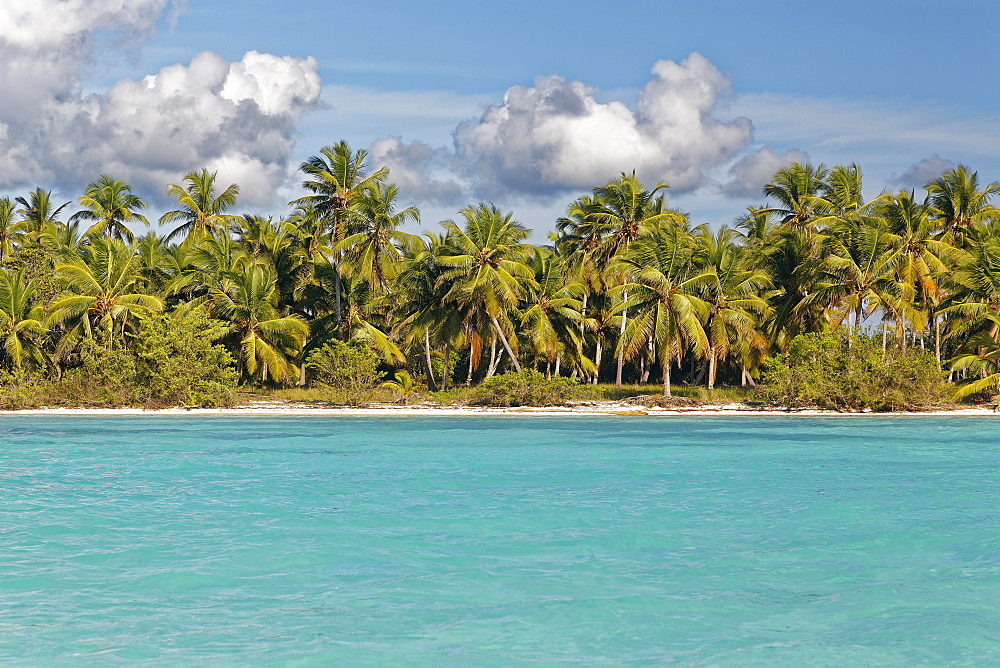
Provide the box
[3,140,1000,401]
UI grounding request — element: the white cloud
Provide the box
[373,53,753,204]
[892,154,958,189]
[0,2,321,208]
[722,146,810,199]
[368,137,466,206]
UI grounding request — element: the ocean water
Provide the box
[1,416,998,665]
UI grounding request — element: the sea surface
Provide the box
[1,415,998,665]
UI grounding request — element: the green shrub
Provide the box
[0,311,237,409]
[0,370,54,409]
[306,340,381,405]
[469,369,584,407]
[132,311,237,408]
[757,332,951,411]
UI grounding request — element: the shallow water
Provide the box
[1,415,998,664]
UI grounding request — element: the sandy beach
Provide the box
[3,401,997,417]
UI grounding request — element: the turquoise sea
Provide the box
[1,416,998,665]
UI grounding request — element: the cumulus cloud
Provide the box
[374,53,753,204]
[0,2,321,207]
[368,137,466,206]
[722,146,810,198]
[893,154,957,189]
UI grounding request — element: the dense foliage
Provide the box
[3,146,1000,408]
[469,370,584,407]
[757,333,951,411]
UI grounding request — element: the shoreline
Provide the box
[1,401,997,417]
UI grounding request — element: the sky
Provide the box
[2,0,999,240]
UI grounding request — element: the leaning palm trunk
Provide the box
[615,296,628,388]
[423,329,437,392]
[490,314,522,373]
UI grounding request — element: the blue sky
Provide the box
[4,0,999,238]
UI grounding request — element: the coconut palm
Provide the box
[14,188,69,238]
[0,267,47,370]
[293,141,388,326]
[160,169,241,243]
[437,203,534,374]
[926,165,1000,244]
[49,238,163,343]
[693,226,771,389]
[613,224,709,396]
[381,370,420,404]
[519,249,585,376]
[208,261,308,383]
[337,183,421,293]
[0,197,18,263]
[761,162,829,229]
[393,233,463,390]
[879,190,956,358]
[803,215,910,338]
[939,232,1000,345]
[70,176,149,242]
[950,332,1000,399]
[589,173,683,387]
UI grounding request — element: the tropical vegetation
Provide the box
[2,146,1000,408]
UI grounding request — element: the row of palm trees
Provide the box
[2,143,1000,398]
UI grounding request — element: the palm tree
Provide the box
[70,176,149,242]
[0,197,18,263]
[159,169,241,243]
[15,188,69,238]
[519,249,585,376]
[292,141,388,326]
[437,203,534,374]
[950,332,1000,400]
[589,172,683,387]
[939,231,1000,346]
[614,224,709,396]
[393,233,461,390]
[337,183,420,294]
[926,165,1000,244]
[208,261,308,383]
[761,162,829,229]
[879,190,956,358]
[49,238,163,343]
[381,369,420,404]
[339,276,406,364]
[0,267,47,370]
[804,215,909,338]
[694,226,771,389]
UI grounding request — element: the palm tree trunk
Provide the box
[615,299,628,389]
[593,338,603,385]
[485,336,498,378]
[662,357,671,398]
[334,261,343,329]
[466,336,475,386]
[934,314,941,365]
[490,315,522,373]
[707,350,717,390]
[423,329,437,392]
[554,355,561,377]
[442,341,451,391]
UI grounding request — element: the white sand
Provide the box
[2,401,996,417]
